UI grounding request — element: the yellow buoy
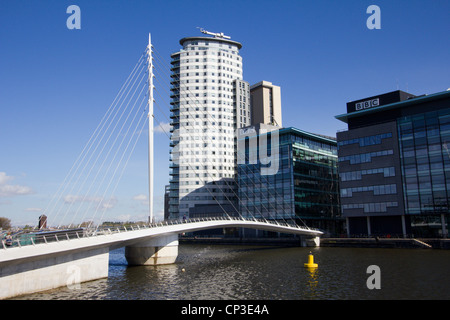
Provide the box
[304,252,318,268]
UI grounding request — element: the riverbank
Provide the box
[321,237,450,249]
[179,236,450,249]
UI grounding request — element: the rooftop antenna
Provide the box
[197,27,231,39]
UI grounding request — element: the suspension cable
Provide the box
[151,47,300,226]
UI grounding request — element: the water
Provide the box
[13,244,450,300]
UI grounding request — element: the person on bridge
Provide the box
[5,233,12,246]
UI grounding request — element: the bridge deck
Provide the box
[0,217,322,264]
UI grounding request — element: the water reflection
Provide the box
[305,268,319,299]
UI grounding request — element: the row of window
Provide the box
[179,165,235,171]
[179,113,234,120]
[178,86,239,93]
[177,120,236,127]
[342,202,398,213]
[173,79,238,86]
[178,189,235,195]
[241,196,293,205]
[182,44,240,56]
[181,71,242,77]
[175,141,234,148]
[288,135,337,155]
[182,65,240,72]
[339,149,394,164]
[339,167,395,181]
[181,195,235,201]
[183,106,232,112]
[340,184,397,197]
[182,57,240,66]
[293,149,338,167]
[177,157,233,164]
[173,100,236,108]
[178,173,234,183]
[338,132,392,148]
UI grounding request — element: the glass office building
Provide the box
[336,90,450,237]
[398,108,450,236]
[237,125,342,235]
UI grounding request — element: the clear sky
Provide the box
[1,0,449,227]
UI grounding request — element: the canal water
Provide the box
[14,244,450,300]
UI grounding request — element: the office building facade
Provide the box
[169,34,246,219]
[336,90,450,237]
[237,126,341,234]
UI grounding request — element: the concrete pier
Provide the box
[125,234,179,265]
[0,246,109,299]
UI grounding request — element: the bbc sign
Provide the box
[355,98,380,111]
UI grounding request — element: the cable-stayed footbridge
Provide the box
[1,216,321,299]
[0,34,322,299]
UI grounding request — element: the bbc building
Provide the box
[336,89,450,238]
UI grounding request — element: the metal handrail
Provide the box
[1,216,316,250]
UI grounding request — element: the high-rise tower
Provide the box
[169,31,247,219]
[250,81,282,127]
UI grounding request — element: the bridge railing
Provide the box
[1,216,320,250]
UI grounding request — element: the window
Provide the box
[339,149,393,164]
[338,132,392,148]
[342,201,398,213]
[340,184,397,197]
[339,167,395,181]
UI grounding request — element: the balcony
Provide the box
[170,91,179,98]
[170,64,180,72]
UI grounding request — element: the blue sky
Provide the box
[1,0,449,227]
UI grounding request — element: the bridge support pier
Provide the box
[125,234,179,266]
[0,246,109,300]
[303,236,321,247]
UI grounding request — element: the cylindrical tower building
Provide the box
[169,33,247,219]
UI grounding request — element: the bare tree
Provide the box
[0,217,12,230]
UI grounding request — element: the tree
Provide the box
[0,217,12,230]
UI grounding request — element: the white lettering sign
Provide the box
[355,98,380,111]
